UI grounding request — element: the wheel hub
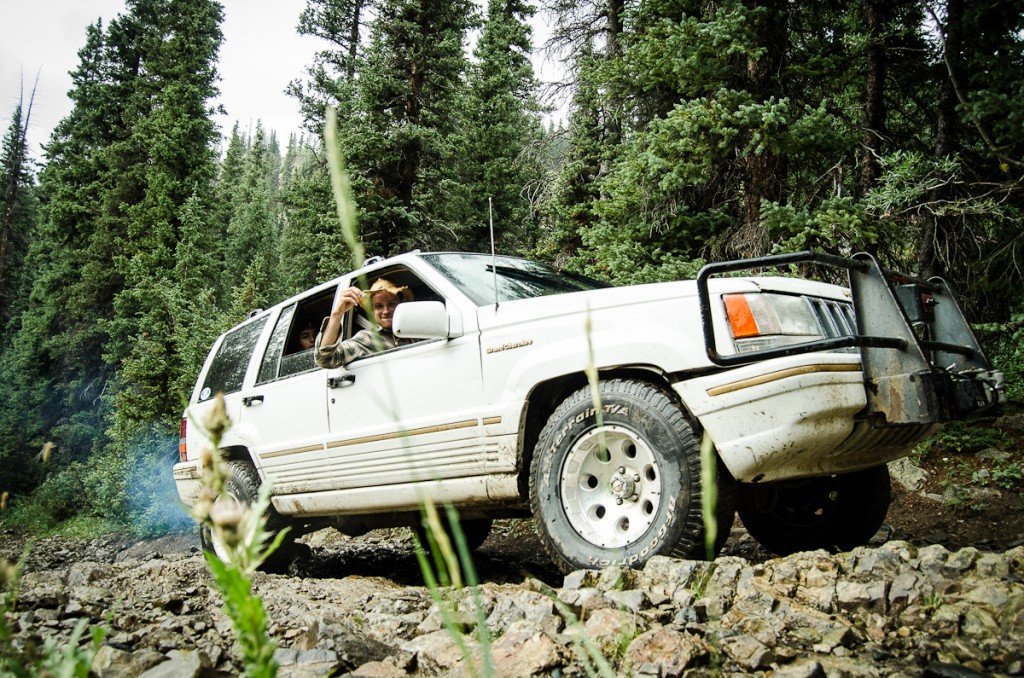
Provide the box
[609,472,636,501]
[559,425,662,549]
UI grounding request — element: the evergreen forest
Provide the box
[1,0,1023,534]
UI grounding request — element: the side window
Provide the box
[347,268,443,355]
[199,317,268,401]
[253,287,336,382]
[256,304,296,385]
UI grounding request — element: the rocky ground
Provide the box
[2,511,1023,676]
[2,414,1023,677]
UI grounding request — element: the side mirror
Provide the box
[393,301,460,339]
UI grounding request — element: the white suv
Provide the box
[173,251,1003,572]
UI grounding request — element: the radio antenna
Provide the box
[489,196,499,311]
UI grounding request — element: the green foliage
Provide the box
[979,307,1024,404]
[0,98,38,333]
[916,420,1003,457]
[204,554,278,677]
[457,0,545,252]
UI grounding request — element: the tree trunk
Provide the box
[860,0,886,195]
[604,0,625,149]
[742,0,787,255]
[347,0,364,79]
[919,0,961,279]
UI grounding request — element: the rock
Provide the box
[597,564,639,591]
[64,585,110,618]
[960,606,1000,638]
[558,587,613,618]
[721,634,774,670]
[922,661,990,677]
[916,544,951,576]
[483,590,561,637]
[562,570,598,590]
[994,412,1024,432]
[490,623,565,676]
[773,659,827,678]
[401,629,463,673]
[812,626,857,653]
[296,617,402,669]
[624,627,708,676]
[137,649,210,678]
[605,589,646,613]
[943,548,980,576]
[349,660,408,677]
[5,529,1024,678]
[92,646,166,678]
[889,457,929,491]
[574,607,646,659]
[639,557,706,602]
[888,572,921,610]
[277,648,343,678]
[67,562,109,586]
[17,571,67,608]
[836,580,888,613]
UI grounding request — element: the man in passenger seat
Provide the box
[314,278,416,368]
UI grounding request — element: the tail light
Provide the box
[723,292,823,354]
[179,418,188,462]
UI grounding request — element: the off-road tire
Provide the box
[529,379,735,574]
[737,464,891,556]
[199,458,308,573]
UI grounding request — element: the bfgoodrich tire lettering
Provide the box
[529,379,735,573]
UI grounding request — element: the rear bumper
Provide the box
[674,354,929,482]
[172,461,201,507]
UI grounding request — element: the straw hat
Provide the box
[368,278,413,302]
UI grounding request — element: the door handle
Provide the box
[242,395,264,406]
[327,373,356,388]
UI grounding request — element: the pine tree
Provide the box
[346,0,476,255]
[0,95,38,331]
[0,19,122,482]
[536,48,606,268]
[279,142,351,294]
[458,0,545,253]
[288,0,370,134]
[225,124,282,317]
[0,0,225,524]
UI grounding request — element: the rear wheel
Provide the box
[529,379,735,573]
[737,465,891,556]
[199,458,307,573]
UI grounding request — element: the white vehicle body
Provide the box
[173,251,1003,567]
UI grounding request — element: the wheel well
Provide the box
[219,445,254,466]
[517,367,691,497]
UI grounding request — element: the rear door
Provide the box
[236,289,335,494]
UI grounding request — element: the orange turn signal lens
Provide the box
[724,294,760,338]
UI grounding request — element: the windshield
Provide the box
[422,253,610,305]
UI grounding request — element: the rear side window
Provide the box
[257,304,296,384]
[198,317,268,401]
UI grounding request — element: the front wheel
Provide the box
[529,379,735,574]
[737,465,891,556]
